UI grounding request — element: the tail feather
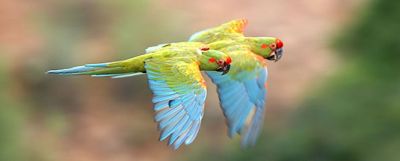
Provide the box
[47,62,143,78]
[91,72,144,79]
[91,73,122,77]
[47,65,99,75]
[110,73,144,79]
[85,63,109,68]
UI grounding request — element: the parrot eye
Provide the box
[270,43,277,50]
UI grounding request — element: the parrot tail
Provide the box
[47,62,144,79]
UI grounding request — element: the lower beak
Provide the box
[217,63,231,75]
[222,64,231,75]
[266,48,284,62]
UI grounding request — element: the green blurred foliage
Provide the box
[185,0,400,161]
[0,59,25,161]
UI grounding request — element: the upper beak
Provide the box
[222,64,231,75]
[217,62,231,75]
[266,48,284,62]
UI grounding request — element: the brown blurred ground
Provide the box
[0,0,362,161]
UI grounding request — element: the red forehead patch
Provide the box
[226,57,232,64]
[276,39,283,48]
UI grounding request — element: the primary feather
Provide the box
[145,59,206,149]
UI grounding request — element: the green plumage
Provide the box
[86,42,206,75]
[47,42,229,78]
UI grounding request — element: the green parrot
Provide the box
[47,42,232,149]
[188,19,284,147]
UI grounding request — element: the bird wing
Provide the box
[145,42,207,54]
[144,57,207,149]
[206,47,267,147]
[189,19,248,43]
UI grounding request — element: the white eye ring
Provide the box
[270,43,277,50]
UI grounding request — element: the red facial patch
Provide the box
[276,39,283,48]
[261,43,268,49]
[208,57,216,63]
[226,57,232,64]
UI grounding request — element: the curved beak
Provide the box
[266,48,284,62]
[217,62,231,75]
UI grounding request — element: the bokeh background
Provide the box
[1,0,399,161]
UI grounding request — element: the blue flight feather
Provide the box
[155,105,182,122]
[206,66,268,147]
[47,66,97,75]
[169,116,190,145]
[85,63,108,67]
[145,60,206,149]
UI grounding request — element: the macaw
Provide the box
[188,19,284,147]
[47,42,232,149]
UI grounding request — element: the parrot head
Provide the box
[198,48,231,75]
[249,37,284,62]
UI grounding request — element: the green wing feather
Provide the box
[189,19,248,43]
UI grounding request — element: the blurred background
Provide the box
[1,0,399,160]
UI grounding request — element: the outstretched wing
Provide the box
[145,58,207,149]
[189,19,248,43]
[206,49,267,147]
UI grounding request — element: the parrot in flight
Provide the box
[188,19,284,147]
[47,42,232,149]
